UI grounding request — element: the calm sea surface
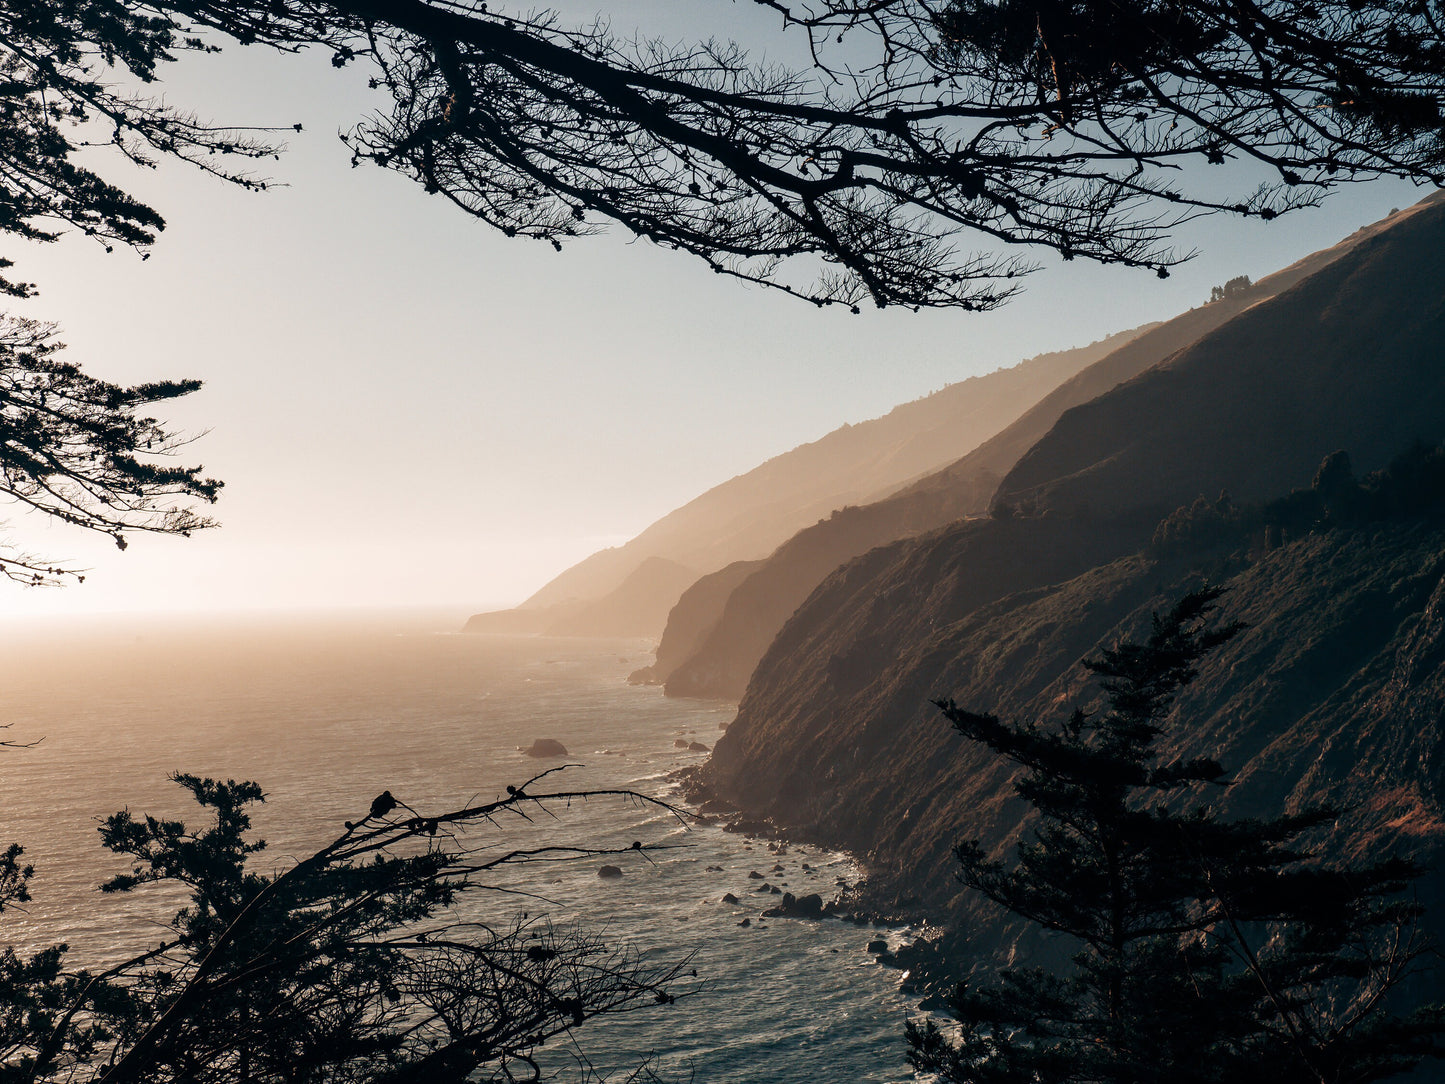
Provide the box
[0,612,926,1082]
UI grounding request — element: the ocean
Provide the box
[0,611,927,1082]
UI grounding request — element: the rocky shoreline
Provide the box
[675,763,966,1011]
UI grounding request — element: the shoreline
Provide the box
[672,762,967,1011]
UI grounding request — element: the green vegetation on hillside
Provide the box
[1209,275,1254,304]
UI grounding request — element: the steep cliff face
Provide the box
[626,559,763,685]
[700,196,1445,960]
[662,490,995,698]
[653,201,1425,698]
[899,198,1441,519]
[997,197,1445,519]
[703,520,1445,952]
[704,514,1147,826]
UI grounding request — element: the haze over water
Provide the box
[0,612,925,1082]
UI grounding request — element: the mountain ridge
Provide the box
[466,328,1149,638]
[652,199,1437,698]
[694,193,1445,969]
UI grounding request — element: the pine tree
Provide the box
[907,588,1444,1084]
[2,770,685,1084]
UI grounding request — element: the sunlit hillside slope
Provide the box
[465,329,1147,637]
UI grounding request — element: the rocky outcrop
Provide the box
[760,892,825,918]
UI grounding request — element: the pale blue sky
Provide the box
[1,7,1426,617]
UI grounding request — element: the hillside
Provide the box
[660,487,1001,698]
[697,194,1445,964]
[700,514,1445,963]
[995,197,1445,520]
[653,200,1430,698]
[626,559,763,685]
[465,328,1147,638]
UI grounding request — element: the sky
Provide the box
[0,2,1428,619]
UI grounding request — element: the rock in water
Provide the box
[524,738,568,757]
[597,865,623,879]
[762,892,827,919]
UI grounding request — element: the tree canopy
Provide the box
[0,0,1441,569]
[0,318,218,584]
[1,769,688,1084]
[6,0,1440,317]
[909,589,1445,1084]
[0,0,266,579]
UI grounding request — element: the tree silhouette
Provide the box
[2,768,688,1084]
[3,0,1444,318]
[0,318,219,584]
[0,0,297,578]
[908,588,1444,1084]
[1,0,1440,574]
[1210,275,1254,303]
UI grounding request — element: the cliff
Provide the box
[661,489,1000,698]
[703,516,1445,962]
[699,194,1445,962]
[654,198,1432,698]
[626,559,763,684]
[996,196,1445,520]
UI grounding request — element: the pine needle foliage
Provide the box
[0,318,220,584]
[909,587,1445,1084]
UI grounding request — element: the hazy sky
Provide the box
[1,3,1426,618]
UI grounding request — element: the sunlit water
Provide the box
[0,612,925,1082]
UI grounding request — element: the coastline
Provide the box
[673,762,967,1011]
